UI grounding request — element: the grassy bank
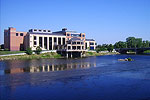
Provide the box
[0,51,119,61]
[0,51,25,55]
[144,50,150,54]
[0,52,62,61]
[85,52,119,56]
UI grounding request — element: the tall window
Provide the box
[34,36,36,40]
[54,37,57,43]
[34,41,37,46]
[44,37,47,49]
[58,38,61,45]
[63,38,65,45]
[49,37,52,50]
[39,37,42,47]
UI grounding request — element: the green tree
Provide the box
[114,41,127,49]
[135,38,142,48]
[107,44,114,52]
[126,37,136,48]
[26,47,33,55]
[35,46,42,54]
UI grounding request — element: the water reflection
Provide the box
[1,62,96,75]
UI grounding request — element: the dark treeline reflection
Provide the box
[3,62,96,75]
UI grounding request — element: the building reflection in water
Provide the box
[3,62,96,75]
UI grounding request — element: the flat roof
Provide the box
[85,39,95,41]
[29,32,65,36]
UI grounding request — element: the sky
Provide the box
[0,0,150,45]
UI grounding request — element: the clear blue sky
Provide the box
[0,0,150,45]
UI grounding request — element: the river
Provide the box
[0,55,150,100]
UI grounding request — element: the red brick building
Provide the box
[4,27,27,51]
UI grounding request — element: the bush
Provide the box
[127,58,132,61]
[4,48,9,51]
[35,46,42,54]
[26,47,33,55]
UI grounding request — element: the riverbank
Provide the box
[85,52,119,56]
[0,52,119,61]
[0,52,62,61]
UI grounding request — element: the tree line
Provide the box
[96,37,150,52]
[114,37,150,49]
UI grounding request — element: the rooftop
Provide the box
[85,39,95,41]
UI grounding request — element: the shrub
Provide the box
[35,46,42,54]
[4,48,9,51]
[127,57,132,61]
[26,47,33,55]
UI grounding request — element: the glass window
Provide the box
[34,29,37,31]
[67,34,70,36]
[39,30,41,31]
[34,41,37,45]
[72,42,76,44]
[16,33,18,36]
[20,33,23,36]
[68,46,71,50]
[34,36,36,40]
[90,42,94,45]
[54,37,57,43]
[82,35,85,37]
[72,46,76,50]
[48,30,51,32]
[77,42,80,44]
[43,30,46,32]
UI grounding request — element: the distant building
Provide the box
[85,39,97,50]
[4,27,97,57]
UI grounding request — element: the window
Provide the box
[49,37,52,50]
[82,46,84,49]
[34,36,36,40]
[71,34,80,37]
[54,37,57,43]
[39,37,42,47]
[90,42,94,45]
[77,46,80,50]
[68,46,71,50]
[72,42,76,44]
[58,38,61,45]
[43,30,46,32]
[72,46,76,50]
[77,42,80,44]
[20,33,23,36]
[34,29,37,31]
[16,33,18,36]
[67,34,70,36]
[81,42,84,44]
[34,41,37,45]
[48,30,51,32]
[44,37,47,49]
[82,35,85,37]
[39,30,42,31]
[63,38,65,45]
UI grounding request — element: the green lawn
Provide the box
[144,50,150,53]
[0,51,25,55]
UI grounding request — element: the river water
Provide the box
[0,55,150,100]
